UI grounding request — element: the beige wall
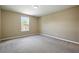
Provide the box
[77,7,79,41]
[1,10,39,38]
[39,6,79,42]
[0,6,79,42]
[0,9,1,39]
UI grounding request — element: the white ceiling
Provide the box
[0,5,75,17]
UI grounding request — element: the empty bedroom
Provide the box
[0,5,79,53]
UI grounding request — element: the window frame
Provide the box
[21,16,30,32]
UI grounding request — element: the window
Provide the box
[21,16,29,31]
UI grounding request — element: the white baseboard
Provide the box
[0,33,79,45]
[40,33,79,45]
[0,34,39,41]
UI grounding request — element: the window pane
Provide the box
[21,16,29,31]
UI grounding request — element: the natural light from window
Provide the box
[21,16,29,32]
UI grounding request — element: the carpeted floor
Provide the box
[0,35,79,53]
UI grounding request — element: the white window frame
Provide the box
[21,16,29,32]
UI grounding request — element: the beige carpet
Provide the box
[0,35,79,53]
